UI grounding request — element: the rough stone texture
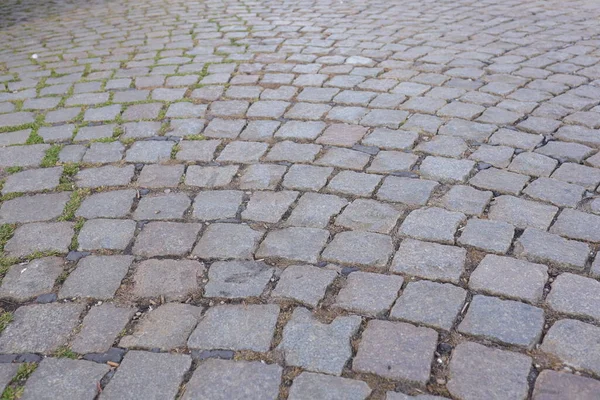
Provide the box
[514,228,590,270]
[59,255,133,300]
[132,259,204,301]
[392,239,466,283]
[285,193,347,228]
[400,207,466,244]
[21,358,110,400]
[541,319,600,376]
[0,365,18,394]
[457,218,515,254]
[322,231,393,268]
[101,351,191,400]
[353,320,438,384]
[391,280,467,330]
[120,303,203,350]
[376,177,438,206]
[550,208,600,243]
[335,199,402,233]
[5,222,73,257]
[488,195,558,230]
[277,307,361,375]
[133,193,191,220]
[0,257,63,301]
[458,295,544,349]
[242,191,298,223]
[2,167,62,194]
[77,219,136,251]
[185,165,239,188]
[71,303,135,354]
[439,185,492,216]
[182,359,282,400]
[546,273,600,321]
[188,304,279,352]
[447,342,532,400]
[133,222,201,257]
[272,265,337,307]
[204,260,274,298]
[192,190,243,220]
[75,165,134,188]
[76,190,135,219]
[256,227,329,263]
[334,271,404,316]
[289,372,372,400]
[532,370,600,400]
[0,303,85,353]
[0,193,69,223]
[194,223,263,259]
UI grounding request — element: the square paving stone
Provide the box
[458,295,544,349]
[0,303,85,353]
[188,304,279,352]
[447,342,532,400]
[322,231,393,268]
[192,190,243,220]
[74,125,115,141]
[353,320,438,385]
[133,222,201,257]
[316,147,371,171]
[182,359,282,400]
[514,228,589,271]
[439,185,492,216]
[242,191,298,223]
[391,239,466,283]
[185,165,239,188]
[316,124,368,147]
[216,141,269,163]
[120,303,203,350]
[5,222,73,258]
[256,227,329,264]
[265,141,322,163]
[541,319,600,376]
[550,208,600,243]
[458,218,515,254]
[1,167,62,194]
[334,271,404,317]
[285,193,348,228]
[175,140,220,162]
[101,351,191,400]
[469,168,530,195]
[523,178,584,208]
[415,135,468,158]
[0,257,63,301]
[361,109,408,128]
[59,145,86,163]
[0,192,69,224]
[275,120,327,139]
[59,255,133,300]
[240,120,280,141]
[546,273,600,321]
[335,199,402,234]
[193,223,263,259]
[76,190,136,219]
[204,118,246,139]
[277,307,361,376]
[400,207,466,244]
[125,141,174,163]
[376,177,439,206]
[469,145,514,168]
[508,152,558,177]
[132,259,204,301]
[488,195,558,230]
[326,171,382,197]
[419,156,475,183]
[390,280,467,331]
[133,192,191,220]
[75,165,135,188]
[122,121,162,139]
[77,219,136,251]
[83,142,125,163]
[283,165,333,191]
[0,144,49,168]
[84,104,121,122]
[204,260,274,298]
[239,164,287,190]
[166,103,207,118]
[289,372,371,400]
[272,265,337,307]
[169,119,205,137]
[71,303,135,354]
[246,100,289,118]
[21,358,110,400]
[121,103,163,121]
[0,129,30,146]
[532,370,600,400]
[137,165,184,187]
[367,151,419,174]
[38,125,75,142]
[469,255,548,303]
[361,128,418,150]
[551,163,600,189]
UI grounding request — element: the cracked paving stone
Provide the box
[182,359,282,400]
[289,372,372,400]
[193,223,263,259]
[204,260,274,298]
[0,257,63,301]
[120,303,203,350]
[447,342,532,400]
[334,271,403,317]
[132,259,204,301]
[59,255,133,300]
[256,227,329,263]
[101,351,191,400]
[322,231,393,268]
[277,307,361,376]
[5,222,73,258]
[71,303,135,354]
[353,320,438,384]
[272,265,337,307]
[188,304,279,352]
[0,192,69,224]
[21,358,110,400]
[0,303,85,353]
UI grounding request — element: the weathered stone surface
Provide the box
[0,364,18,394]
[21,358,109,400]
[0,144,48,168]
[133,193,191,220]
[1,167,62,194]
[71,303,135,354]
[132,259,204,301]
[419,156,475,183]
[289,372,372,400]
[376,177,438,206]
[75,165,134,188]
[278,307,361,375]
[546,273,600,321]
[5,222,73,257]
[194,223,263,259]
[242,190,298,223]
[182,359,282,400]
[322,231,393,268]
[133,222,201,257]
[120,303,202,350]
[458,218,514,254]
[532,370,600,400]
[192,190,243,220]
[272,265,337,307]
[59,255,133,299]
[188,304,279,352]
[392,239,466,283]
[185,165,239,188]
[256,227,329,263]
[0,303,84,353]
[0,257,63,301]
[488,195,558,230]
[204,260,274,298]
[550,208,600,242]
[335,199,402,233]
[285,193,347,228]
[77,219,135,251]
[514,228,589,270]
[447,342,532,400]
[334,271,403,316]
[137,164,184,188]
[101,351,191,400]
[439,185,492,216]
[353,320,438,384]
[0,192,69,223]
[400,207,466,244]
[76,190,136,219]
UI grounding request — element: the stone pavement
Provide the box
[0,0,600,398]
